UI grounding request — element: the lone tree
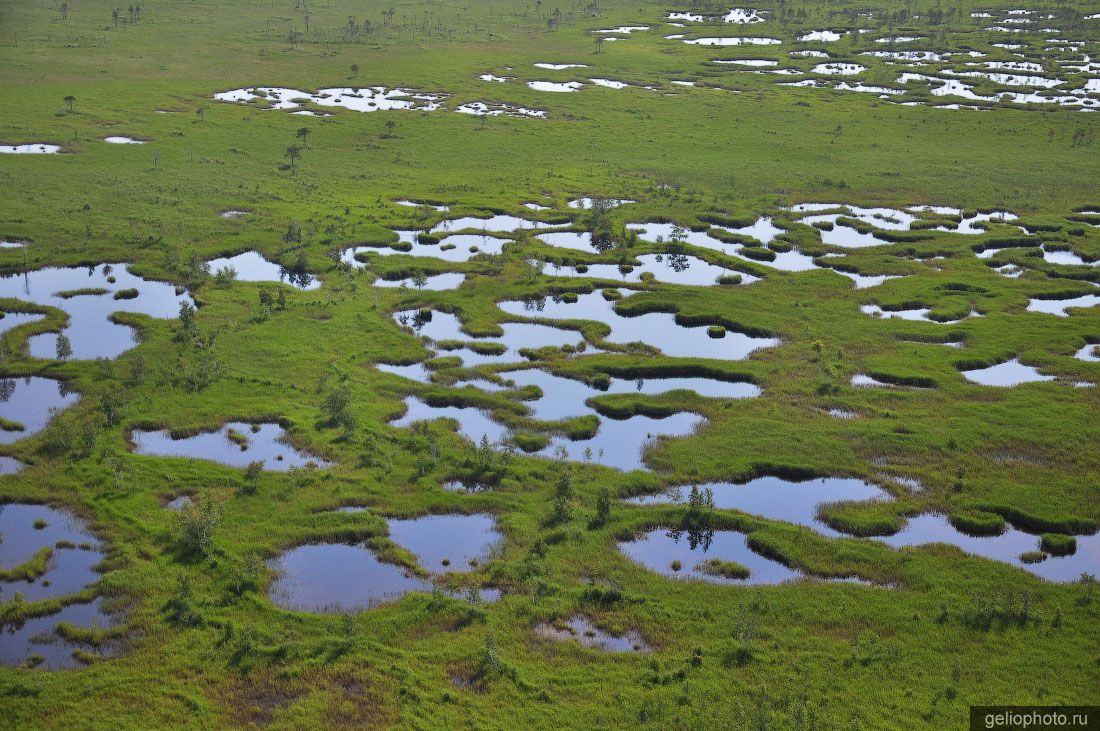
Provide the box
[350,63,359,79]
[63,95,75,112]
[296,127,311,148]
[285,145,301,174]
[196,107,206,123]
[590,486,612,528]
[56,333,73,361]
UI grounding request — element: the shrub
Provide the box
[707,326,726,339]
[1019,551,1046,564]
[175,496,222,559]
[113,288,139,300]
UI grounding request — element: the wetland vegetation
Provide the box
[0,0,1098,727]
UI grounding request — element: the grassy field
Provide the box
[1,0,1099,728]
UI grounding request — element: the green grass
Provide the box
[1,0,1099,727]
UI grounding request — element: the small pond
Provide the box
[0,503,112,669]
[960,358,1056,386]
[619,529,823,585]
[206,251,319,290]
[0,377,80,444]
[498,292,778,360]
[625,476,889,538]
[0,264,193,360]
[130,422,330,471]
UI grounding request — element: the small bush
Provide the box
[602,288,621,301]
[707,326,726,339]
[1019,551,1046,564]
[113,288,139,300]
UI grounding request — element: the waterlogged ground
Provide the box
[0,504,113,669]
[2,0,1100,728]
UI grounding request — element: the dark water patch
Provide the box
[505,368,758,422]
[498,292,776,360]
[879,514,1100,581]
[538,253,760,286]
[627,220,813,271]
[626,476,889,537]
[391,395,704,472]
[0,311,46,336]
[0,264,193,359]
[0,598,115,669]
[131,422,330,471]
[374,272,465,291]
[429,215,563,235]
[268,538,500,612]
[391,397,511,445]
[0,377,80,444]
[0,503,103,600]
[0,504,111,668]
[206,251,319,290]
[542,411,705,471]
[386,514,501,572]
[268,543,434,612]
[394,309,584,366]
[618,528,813,585]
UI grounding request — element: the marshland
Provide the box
[0,0,1098,728]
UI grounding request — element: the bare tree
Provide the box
[63,95,75,112]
